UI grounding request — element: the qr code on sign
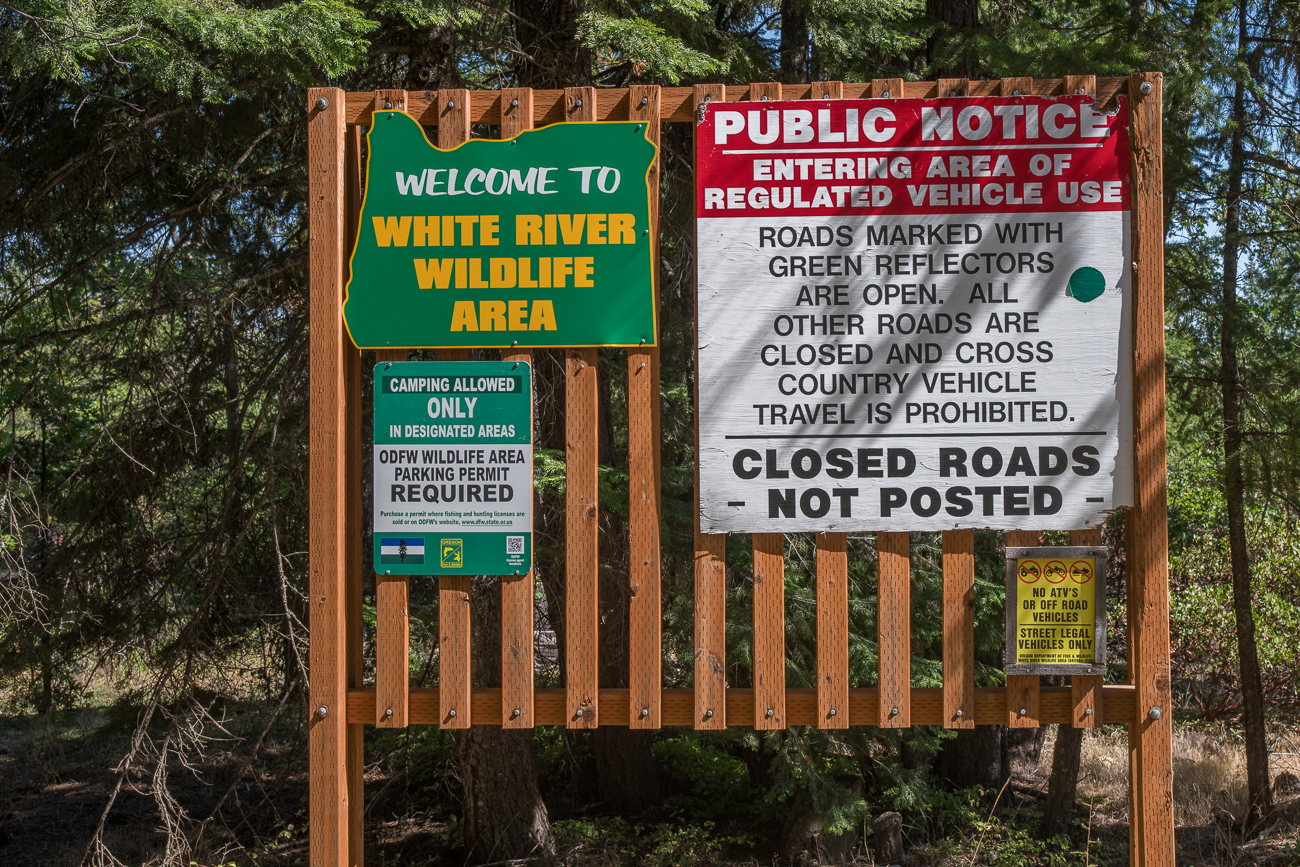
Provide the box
[506,536,525,554]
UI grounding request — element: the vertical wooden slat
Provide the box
[742,80,784,731]
[745,80,784,732]
[564,86,601,729]
[499,87,535,729]
[877,532,910,727]
[1071,527,1104,728]
[937,78,970,98]
[1005,529,1040,728]
[816,531,849,728]
[808,80,851,730]
[752,533,785,728]
[871,78,905,100]
[307,85,350,867]
[942,530,975,728]
[1128,71,1174,867]
[343,121,365,867]
[628,83,663,729]
[874,72,910,733]
[372,90,412,732]
[1063,74,1098,99]
[999,76,1034,97]
[435,87,473,728]
[693,82,728,731]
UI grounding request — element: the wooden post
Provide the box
[372,90,412,731]
[942,530,975,728]
[564,86,601,729]
[1005,529,1040,728]
[436,87,473,728]
[628,84,664,729]
[343,117,365,867]
[307,85,350,867]
[937,78,970,98]
[1128,71,1174,867]
[693,82,728,731]
[500,87,536,729]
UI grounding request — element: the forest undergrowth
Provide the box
[4,697,1300,867]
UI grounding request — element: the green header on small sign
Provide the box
[344,112,658,349]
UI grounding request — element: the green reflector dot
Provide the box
[1069,267,1106,303]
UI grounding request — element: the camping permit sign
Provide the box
[344,111,658,349]
[373,360,533,576]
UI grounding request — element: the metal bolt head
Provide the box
[881,91,890,98]
[1084,707,1094,716]
[766,707,775,718]
[761,94,769,100]
[384,707,393,717]
[575,98,583,107]
[704,95,711,103]
[1019,707,1028,716]
[1140,81,1153,95]
[704,708,714,719]
[1077,87,1087,94]
[828,708,837,717]
[1012,89,1021,96]
[640,707,649,718]
[448,100,455,108]
[512,707,521,718]
[314,97,330,112]
[448,708,457,718]
[384,100,392,109]
[511,98,519,107]
[316,705,328,718]
[1148,706,1162,720]
[575,707,583,717]
[955,708,964,718]
[890,706,899,717]
[640,96,649,106]
[950,90,960,97]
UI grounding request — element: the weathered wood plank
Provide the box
[877,532,910,727]
[816,531,849,728]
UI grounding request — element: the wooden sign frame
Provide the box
[306,74,1171,867]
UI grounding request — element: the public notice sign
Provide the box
[695,95,1135,532]
[345,112,658,349]
[373,360,532,575]
[1005,545,1106,674]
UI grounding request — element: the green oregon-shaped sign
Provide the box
[344,111,658,348]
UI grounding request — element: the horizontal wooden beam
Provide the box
[344,78,1133,126]
[346,685,1134,727]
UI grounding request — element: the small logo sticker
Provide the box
[440,538,464,569]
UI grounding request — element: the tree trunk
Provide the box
[1041,724,1084,837]
[458,577,555,862]
[936,726,1005,789]
[1223,0,1272,832]
[405,22,459,91]
[780,782,861,866]
[923,0,980,79]
[1005,725,1047,781]
[513,0,592,88]
[779,0,809,84]
[459,726,555,862]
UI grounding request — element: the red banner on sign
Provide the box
[696,96,1130,217]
